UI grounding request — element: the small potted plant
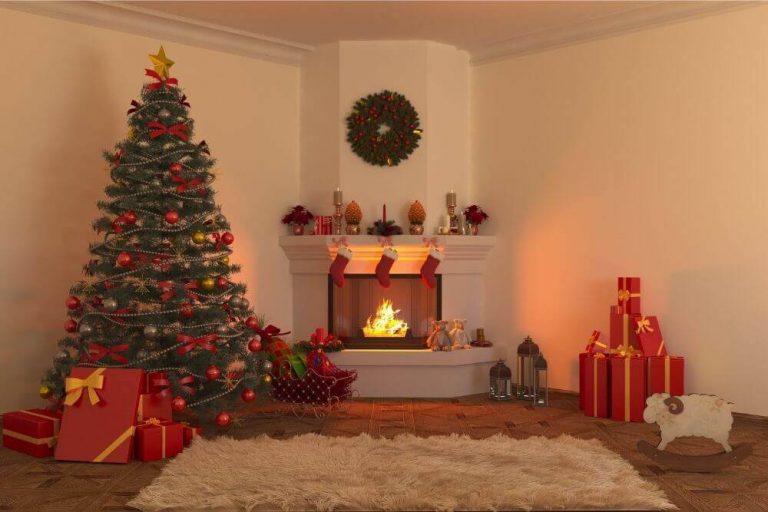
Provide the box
[281,205,314,235]
[463,205,489,235]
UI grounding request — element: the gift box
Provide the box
[609,306,641,352]
[579,330,605,410]
[610,354,647,422]
[55,367,143,463]
[180,422,202,447]
[313,216,333,235]
[2,409,61,458]
[617,277,641,315]
[136,393,172,422]
[634,315,667,356]
[647,355,685,396]
[583,353,610,418]
[134,418,184,461]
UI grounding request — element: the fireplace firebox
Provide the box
[328,274,442,349]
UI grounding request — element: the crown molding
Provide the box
[2,1,313,66]
[470,1,759,65]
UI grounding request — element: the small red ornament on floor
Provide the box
[247,338,262,353]
[241,388,256,402]
[64,318,78,332]
[205,365,221,380]
[245,316,259,330]
[117,251,133,267]
[215,411,231,427]
[164,210,180,224]
[65,295,81,310]
[171,396,187,412]
[169,162,183,174]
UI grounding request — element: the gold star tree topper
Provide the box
[149,46,174,79]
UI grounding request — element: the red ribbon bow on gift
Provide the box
[179,94,191,107]
[145,69,178,91]
[127,100,141,115]
[171,175,205,195]
[176,333,219,355]
[146,121,189,141]
[252,324,290,343]
[87,343,130,364]
[178,375,197,396]
[147,373,171,398]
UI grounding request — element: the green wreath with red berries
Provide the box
[346,90,423,167]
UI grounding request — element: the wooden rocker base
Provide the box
[637,441,753,473]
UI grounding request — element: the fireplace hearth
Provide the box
[328,274,441,350]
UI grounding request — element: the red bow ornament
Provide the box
[178,375,197,396]
[146,372,171,398]
[171,175,205,195]
[179,94,190,107]
[176,333,219,356]
[145,69,179,91]
[127,100,142,115]
[157,281,176,302]
[184,281,200,302]
[251,324,290,343]
[87,343,129,364]
[111,149,124,167]
[146,121,189,142]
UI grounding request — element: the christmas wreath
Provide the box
[346,90,423,167]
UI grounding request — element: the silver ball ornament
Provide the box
[217,324,230,335]
[150,178,162,188]
[215,214,227,225]
[262,360,273,371]
[240,298,250,310]
[102,298,118,312]
[143,325,159,339]
[158,108,171,118]
[229,296,244,308]
[136,350,149,361]
[79,323,94,337]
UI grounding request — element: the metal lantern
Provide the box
[533,354,549,407]
[516,335,540,400]
[489,360,512,401]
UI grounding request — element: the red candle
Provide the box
[383,204,387,224]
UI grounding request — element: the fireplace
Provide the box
[328,274,442,349]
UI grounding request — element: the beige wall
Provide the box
[472,6,768,416]
[0,9,299,412]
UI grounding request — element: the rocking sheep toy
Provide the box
[426,320,452,351]
[637,393,752,472]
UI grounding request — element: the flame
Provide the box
[363,299,409,338]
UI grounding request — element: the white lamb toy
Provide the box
[449,319,471,350]
[643,393,734,452]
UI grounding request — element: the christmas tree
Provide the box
[41,47,273,425]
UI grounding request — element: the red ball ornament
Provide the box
[117,251,133,267]
[180,303,194,318]
[169,162,183,174]
[124,211,138,224]
[171,396,187,412]
[216,276,228,289]
[241,388,256,402]
[164,210,180,224]
[65,296,81,310]
[245,316,259,330]
[205,365,221,380]
[215,411,231,427]
[221,232,235,245]
[247,338,262,353]
[64,318,78,333]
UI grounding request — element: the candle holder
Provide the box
[333,202,343,236]
[446,191,459,235]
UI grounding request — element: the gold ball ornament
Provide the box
[262,374,272,384]
[200,276,215,291]
[192,231,206,244]
[39,384,52,399]
[219,255,230,265]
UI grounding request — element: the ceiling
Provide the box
[6,1,752,64]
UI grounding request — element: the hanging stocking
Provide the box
[375,247,398,288]
[420,246,444,289]
[329,246,352,287]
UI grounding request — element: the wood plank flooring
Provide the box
[1,391,766,511]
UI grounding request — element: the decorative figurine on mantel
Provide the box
[463,205,489,236]
[408,200,426,235]
[281,205,314,236]
[426,320,452,351]
[344,200,362,235]
[367,204,403,236]
[449,319,472,350]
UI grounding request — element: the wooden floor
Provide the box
[1,391,767,511]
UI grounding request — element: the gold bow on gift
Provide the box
[618,288,640,303]
[144,417,162,426]
[635,316,654,335]
[64,368,106,406]
[613,345,641,358]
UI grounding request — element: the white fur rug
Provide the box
[129,433,674,511]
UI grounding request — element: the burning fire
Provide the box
[363,299,409,338]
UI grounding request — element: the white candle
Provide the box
[334,187,343,205]
[447,190,457,207]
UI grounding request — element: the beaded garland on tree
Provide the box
[345,90,423,167]
[40,47,273,422]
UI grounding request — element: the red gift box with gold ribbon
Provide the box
[55,367,143,463]
[136,371,172,422]
[609,306,641,352]
[583,353,610,418]
[610,352,647,422]
[617,277,641,315]
[134,418,184,461]
[2,409,61,458]
[180,422,202,447]
[579,330,606,410]
[647,355,685,396]
[634,315,668,356]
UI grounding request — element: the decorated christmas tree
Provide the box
[40,47,272,425]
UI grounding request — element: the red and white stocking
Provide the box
[420,246,444,289]
[329,246,352,288]
[375,247,398,288]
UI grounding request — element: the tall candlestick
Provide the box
[332,187,343,235]
[383,204,387,224]
[333,187,343,205]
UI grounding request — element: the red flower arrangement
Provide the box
[281,205,314,226]
[463,205,489,225]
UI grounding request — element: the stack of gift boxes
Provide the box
[2,368,201,462]
[579,277,685,422]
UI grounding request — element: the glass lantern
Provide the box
[532,354,549,407]
[516,336,540,400]
[489,360,512,401]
